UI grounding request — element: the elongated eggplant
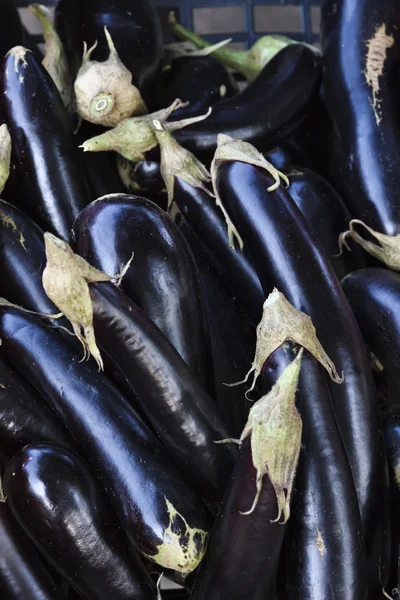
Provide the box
[342,268,400,392]
[0,358,72,462]
[322,0,400,235]
[212,138,389,594]
[4,443,155,600]
[383,406,400,595]
[180,221,254,435]
[286,166,365,280]
[0,48,88,240]
[0,0,24,60]
[85,281,235,505]
[0,305,209,572]
[153,55,237,119]
[0,502,59,599]
[55,0,163,98]
[173,45,321,157]
[71,194,214,395]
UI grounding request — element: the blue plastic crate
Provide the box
[15,0,321,49]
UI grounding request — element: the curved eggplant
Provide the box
[213,143,389,595]
[87,281,235,506]
[286,166,365,280]
[0,358,72,463]
[0,0,24,60]
[4,443,155,600]
[55,0,163,98]
[71,194,214,395]
[153,55,237,119]
[0,502,59,600]
[321,0,400,235]
[0,305,209,573]
[173,45,321,157]
[0,48,88,240]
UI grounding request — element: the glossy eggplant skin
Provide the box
[55,0,163,97]
[89,282,235,506]
[0,358,72,463]
[0,50,87,241]
[0,306,209,567]
[174,45,321,157]
[0,502,59,600]
[71,195,214,396]
[342,268,400,392]
[216,161,389,595]
[4,443,155,600]
[173,179,264,327]
[321,0,400,235]
[286,167,365,280]
[0,0,24,60]
[191,437,286,600]
[180,221,254,436]
[153,55,237,119]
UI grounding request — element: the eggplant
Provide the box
[0,0,24,61]
[116,156,167,210]
[0,48,88,240]
[0,358,73,463]
[153,55,237,119]
[286,166,365,280]
[213,141,389,594]
[0,502,59,599]
[342,268,400,392]
[0,305,209,572]
[55,0,163,99]
[180,221,255,435]
[85,281,235,506]
[383,406,400,595]
[173,44,321,158]
[71,194,214,396]
[173,179,264,327]
[4,442,155,600]
[321,0,400,235]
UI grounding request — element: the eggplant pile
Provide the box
[2,0,400,598]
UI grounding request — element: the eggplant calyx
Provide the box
[339,219,400,270]
[42,233,127,370]
[74,27,147,127]
[217,349,303,520]
[29,4,73,111]
[365,24,395,127]
[79,99,187,161]
[144,497,208,573]
[0,125,12,196]
[228,288,343,396]
[164,38,233,61]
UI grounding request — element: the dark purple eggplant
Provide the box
[71,194,214,396]
[321,0,400,235]
[383,406,400,596]
[0,48,88,240]
[173,45,321,158]
[55,0,163,99]
[4,443,155,600]
[0,305,209,572]
[0,0,24,61]
[153,55,237,119]
[0,502,59,599]
[0,358,72,462]
[116,156,167,210]
[173,179,264,327]
[214,147,389,595]
[286,166,365,280]
[180,221,254,435]
[87,281,235,506]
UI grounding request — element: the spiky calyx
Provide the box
[339,219,400,271]
[0,125,12,195]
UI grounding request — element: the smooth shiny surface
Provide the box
[5,443,155,600]
[174,179,264,327]
[174,45,321,156]
[55,0,163,95]
[217,161,389,596]
[0,502,59,600]
[71,195,214,395]
[90,282,235,505]
[322,0,400,234]
[0,357,72,461]
[286,167,365,280]
[1,51,87,241]
[0,307,208,562]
